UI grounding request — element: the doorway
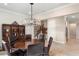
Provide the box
[69,23,76,40]
[66,14,78,43]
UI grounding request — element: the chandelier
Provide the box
[25,3,40,26]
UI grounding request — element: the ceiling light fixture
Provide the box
[4,3,8,6]
[25,3,39,26]
[71,16,76,18]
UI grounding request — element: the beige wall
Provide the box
[47,17,66,44]
[76,23,79,40]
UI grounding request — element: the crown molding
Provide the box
[0,7,26,17]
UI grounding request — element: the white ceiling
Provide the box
[0,3,69,15]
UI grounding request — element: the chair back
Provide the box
[27,44,43,56]
[48,37,53,52]
[26,34,31,41]
[2,40,11,55]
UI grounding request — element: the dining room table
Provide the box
[14,39,48,49]
[10,39,48,56]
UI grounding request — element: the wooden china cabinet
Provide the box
[2,22,25,48]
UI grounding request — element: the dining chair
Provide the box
[43,37,53,56]
[2,40,26,56]
[26,44,43,56]
[2,40,12,55]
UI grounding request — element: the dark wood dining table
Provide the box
[10,39,48,56]
[14,39,48,49]
[10,39,40,53]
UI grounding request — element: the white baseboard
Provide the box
[53,40,66,44]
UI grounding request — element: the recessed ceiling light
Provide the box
[71,16,76,18]
[4,3,8,6]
